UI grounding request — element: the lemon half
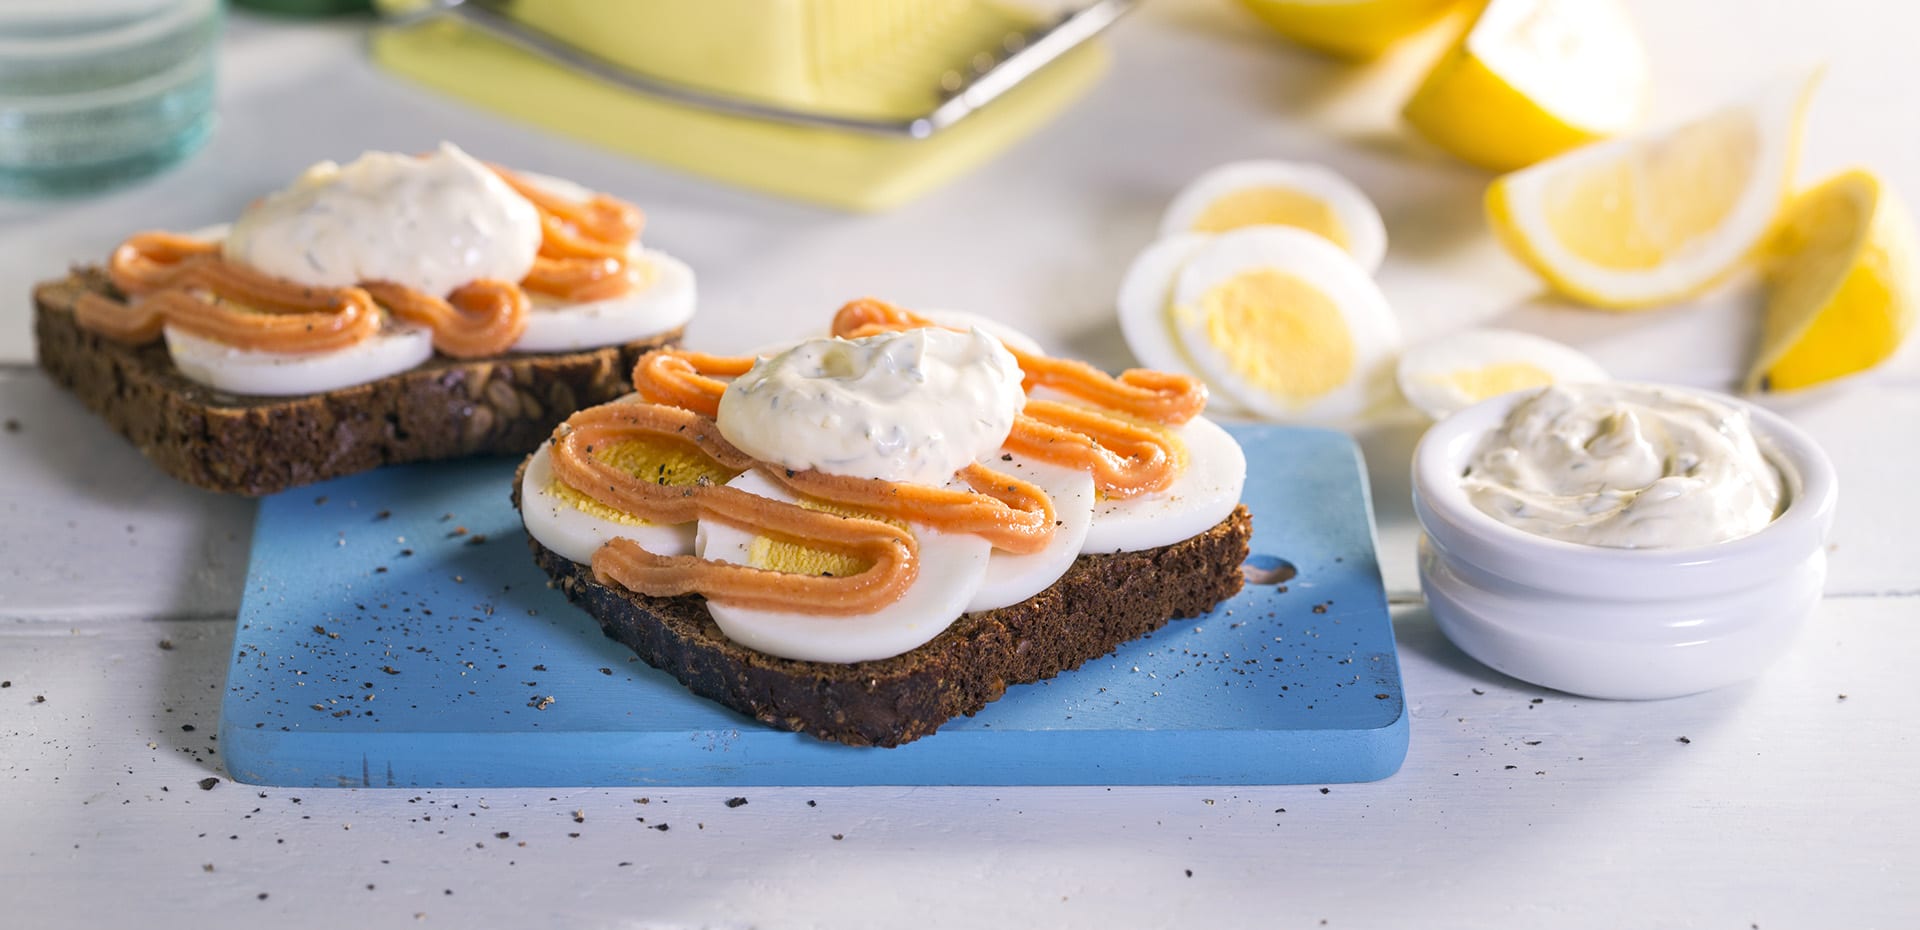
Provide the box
[1237,0,1462,61]
[1747,169,1918,393]
[1404,0,1648,172]
[1486,72,1818,310]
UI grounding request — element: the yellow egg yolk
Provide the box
[1191,186,1352,249]
[550,437,738,525]
[748,497,905,577]
[1542,109,1759,270]
[1435,362,1556,403]
[1196,268,1355,407]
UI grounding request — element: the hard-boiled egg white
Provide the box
[966,451,1096,612]
[1081,414,1247,554]
[1159,161,1388,273]
[164,322,433,397]
[915,309,1048,358]
[1396,327,1608,420]
[1159,226,1402,423]
[508,170,697,353]
[520,435,739,564]
[512,247,696,352]
[697,470,993,663]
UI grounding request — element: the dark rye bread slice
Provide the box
[33,268,682,496]
[515,455,1252,747]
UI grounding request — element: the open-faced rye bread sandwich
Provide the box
[516,299,1251,747]
[35,143,696,495]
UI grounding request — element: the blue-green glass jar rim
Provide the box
[0,0,220,61]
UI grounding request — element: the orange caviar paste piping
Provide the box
[72,166,646,359]
[554,300,1207,616]
[74,233,382,352]
[552,402,920,616]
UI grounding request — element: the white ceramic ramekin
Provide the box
[1411,384,1838,700]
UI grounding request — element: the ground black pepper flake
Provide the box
[1471,688,1483,695]
[375,510,391,521]
[1676,736,1691,744]
[158,639,174,651]
[573,810,585,823]
[725,797,747,808]
[807,800,817,807]
[0,681,9,688]
[654,824,669,832]
[831,833,844,841]
[3,418,20,432]
[1319,787,1329,795]
[31,695,45,704]
[598,668,613,676]
[199,777,220,790]
[182,724,196,732]
[1530,698,1544,704]
[257,893,269,901]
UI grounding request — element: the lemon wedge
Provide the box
[1402,0,1648,172]
[1747,169,1918,392]
[1237,0,1462,61]
[1486,72,1818,310]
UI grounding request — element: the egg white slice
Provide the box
[966,452,1096,613]
[1169,226,1402,423]
[1159,161,1388,273]
[511,247,696,353]
[519,439,698,565]
[916,309,1048,358]
[1397,328,1609,420]
[1081,415,1247,554]
[163,322,432,397]
[697,470,993,663]
[1116,232,1245,416]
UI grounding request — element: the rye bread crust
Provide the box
[33,269,682,496]
[516,455,1252,747]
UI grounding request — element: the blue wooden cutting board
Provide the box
[219,425,1407,787]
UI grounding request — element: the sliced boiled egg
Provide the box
[163,322,433,397]
[915,309,1048,358]
[509,170,697,354]
[1396,327,1608,419]
[1160,161,1388,273]
[1144,226,1401,423]
[520,435,738,564]
[697,470,992,663]
[512,247,696,352]
[1081,414,1247,554]
[966,451,1095,613]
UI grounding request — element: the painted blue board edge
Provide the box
[219,424,1408,787]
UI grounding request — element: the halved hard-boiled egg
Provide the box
[520,427,740,564]
[1160,161,1388,273]
[1120,226,1403,423]
[696,470,994,664]
[1395,327,1607,419]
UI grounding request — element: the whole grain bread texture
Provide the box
[515,454,1253,747]
[34,269,681,496]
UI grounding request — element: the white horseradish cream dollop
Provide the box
[222,142,541,297]
[716,328,1025,485]
[1462,383,1783,549]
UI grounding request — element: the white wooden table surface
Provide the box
[3,2,1916,927]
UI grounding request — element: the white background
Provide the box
[2,1,1915,927]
